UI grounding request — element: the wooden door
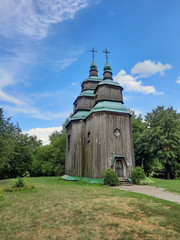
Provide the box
[115,159,123,178]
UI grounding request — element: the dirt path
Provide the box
[113,185,180,204]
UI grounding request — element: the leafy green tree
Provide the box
[131,111,153,173]
[145,106,180,179]
[0,108,42,179]
[131,107,180,178]
[31,145,54,176]
[0,108,20,178]
[11,134,42,177]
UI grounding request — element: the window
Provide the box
[113,128,120,137]
[88,131,90,143]
[68,135,71,150]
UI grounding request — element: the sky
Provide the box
[0,0,180,145]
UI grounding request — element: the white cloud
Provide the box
[131,60,172,77]
[131,109,143,116]
[0,68,16,88]
[23,126,63,145]
[114,70,163,95]
[3,105,70,120]
[176,76,180,84]
[0,68,26,105]
[0,0,89,40]
[0,91,25,106]
[57,57,78,71]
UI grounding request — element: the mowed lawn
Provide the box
[152,178,180,194]
[0,177,180,240]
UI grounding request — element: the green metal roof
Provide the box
[83,76,102,82]
[103,60,112,72]
[98,79,120,87]
[91,101,130,114]
[70,110,90,121]
[90,60,97,70]
[79,90,95,97]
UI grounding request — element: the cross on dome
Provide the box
[103,48,110,61]
[89,48,97,60]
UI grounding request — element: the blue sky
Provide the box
[0,0,180,144]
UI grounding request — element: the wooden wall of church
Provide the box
[95,85,123,103]
[82,81,100,91]
[65,120,85,176]
[84,112,134,178]
[73,96,95,113]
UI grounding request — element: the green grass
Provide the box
[0,177,180,240]
[152,178,180,194]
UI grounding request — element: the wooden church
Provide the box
[65,49,135,180]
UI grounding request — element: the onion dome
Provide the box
[90,60,97,70]
[89,59,98,77]
[103,60,112,72]
[103,60,112,80]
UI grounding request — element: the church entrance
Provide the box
[113,157,127,179]
[115,159,123,178]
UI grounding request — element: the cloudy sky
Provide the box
[0,0,180,144]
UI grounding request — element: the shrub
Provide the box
[139,177,155,185]
[13,178,25,188]
[131,167,146,184]
[103,168,119,186]
[5,172,35,192]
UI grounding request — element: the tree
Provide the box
[145,106,180,179]
[0,108,42,179]
[31,117,69,177]
[0,108,20,178]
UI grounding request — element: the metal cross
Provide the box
[103,48,110,61]
[89,48,97,60]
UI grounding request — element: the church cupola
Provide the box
[103,49,113,80]
[89,48,98,77]
[89,59,98,77]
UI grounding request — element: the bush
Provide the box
[139,177,155,185]
[13,178,25,188]
[5,172,35,192]
[103,168,119,186]
[131,167,146,184]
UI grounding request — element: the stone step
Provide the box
[119,178,132,186]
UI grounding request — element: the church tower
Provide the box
[66,50,135,179]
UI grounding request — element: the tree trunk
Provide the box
[166,172,170,179]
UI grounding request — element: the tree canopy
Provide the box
[0,106,180,179]
[132,106,180,178]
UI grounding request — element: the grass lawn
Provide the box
[0,177,180,240]
[152,178,180,194]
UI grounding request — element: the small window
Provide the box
[68,135,71,150]
[88,131,90,143]
[113,128,120,137]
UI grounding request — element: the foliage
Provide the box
[5,172,34,192]
[139,177,155,185]
[31,118,67,177]
[5,184,35,192]
[103,168,119,186]
[12,178,25,188]
[131,167,146,184]
[0,108,42,179]
[131,106,180,179]
[0,108,68,179]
